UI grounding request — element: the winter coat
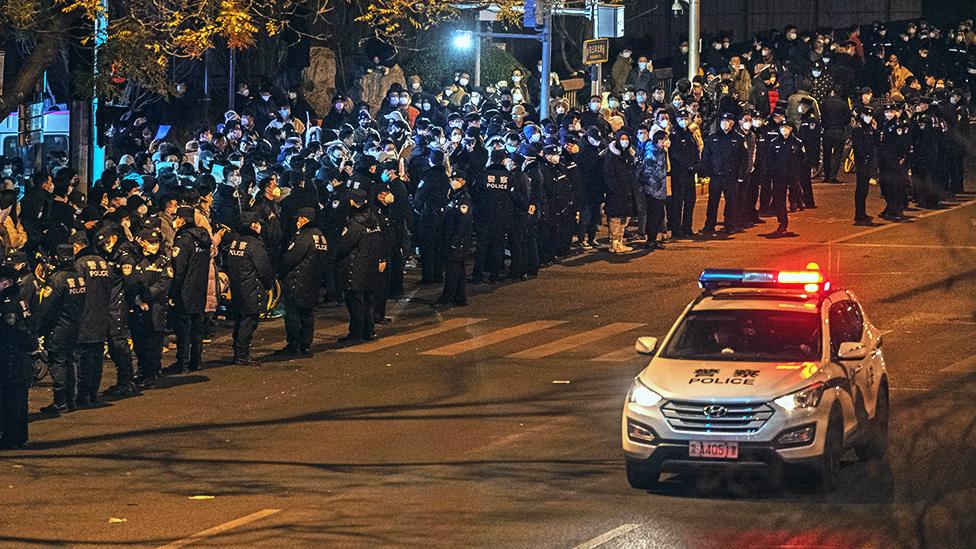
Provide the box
[639,144,669,200]
[74,250,113,344]
[129,253,172,333]
[170,225,212,314]
[602,142,638,218]
[281,223,328,309]
[226,232,275,316]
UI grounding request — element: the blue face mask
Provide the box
[381,171,391,183]
[156,161,175,172]
[505,144,518,154]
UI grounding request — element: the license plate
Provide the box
[689,441,739,459]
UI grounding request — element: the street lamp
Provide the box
[452,30,474,50]
[672,0,700,82]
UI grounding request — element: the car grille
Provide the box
[661,400,774,434]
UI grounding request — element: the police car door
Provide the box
[826,296,869,437]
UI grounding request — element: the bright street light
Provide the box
[452,31,474,50]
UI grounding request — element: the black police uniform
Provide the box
[797,111,822,208]
[320,179,351,303]
[414,165,451,284]
[280,219,328,353]
[909,107,945,208]
[226,225,275,363]
[878,116,911,219]
[438,184,473,306]
[74,248,114,406]
[521,158,545,275]
[336,206,386,342]
[35,251,86,411]
[539,158,570,263]
[667,125,700,236]
[765,131,806,232]
[700,127,747,233]
[851,120,880,222]
[101,234,139,394]
[129,249,172,385]
[170,222,212,372]
[576,140,605,244]
[474,163,517,281]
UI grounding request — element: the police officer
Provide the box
[73,231,114,408]
[436,170,473,307]
[878,103,910,221]
[226,211,275,366]
[319,168,351,305]
[668,109,700,238]
[96,225,141,398]
[169,206,212,374]
[700,112,747,235]
[851,107,881,225]
[908,97,945,209]
[796,97,822,209]
[129,228,172,388]
[37,244,87,415]
[764,120,806,236]
[280,207,328,356]
[414,150,450,284]
[475,149,517,282]
[521,142,545,272]
[539,144,571,264]
[336,188,386,344]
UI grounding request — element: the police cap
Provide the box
[297,207,317,222]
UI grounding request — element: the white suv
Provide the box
[622,266,889,492]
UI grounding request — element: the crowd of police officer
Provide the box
[0,17,973,448]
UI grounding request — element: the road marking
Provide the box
[827,199,976,244]
[710,240,976,251]
[942,356,976,373]
[508,322,645,359]
[156,508,282,549]
[421,320,566,356]
[572,523,640,549]
[591,346,641,363]
[337,317,485,353]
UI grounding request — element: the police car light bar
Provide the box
[699,268,826,293]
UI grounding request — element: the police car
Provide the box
[622,265,889,492]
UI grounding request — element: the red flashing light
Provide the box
[777,271,823,285]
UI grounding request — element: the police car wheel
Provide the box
[811,414,843,494]
[856,383,889,462]
[625,459,659,490]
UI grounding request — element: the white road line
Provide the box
[337,317,486,353]
[508,322,645,359]
[572,523,640,549]
[590,346,641,363]
[827,199,976,244]
[942,356,976,373]
[707,240,976,250]
[421,320,566,356]
[155,508,282,549]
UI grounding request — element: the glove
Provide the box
[868,178,878,186]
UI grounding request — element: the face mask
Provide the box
[451,134,462,143]
[228,174,242,186]
[260,94,271,101]
[862,115,873,124]
[422,103,432,111]
[638,62,647,70]
[381,171,392,183]
[230,159,243,168]
[512,75,522,83]
[621,51,631,58]
[672,99,682,107]
[459,78,469,86]
[471,95,481,105]
[271,187,282,199]
[608,100,619,109]
[399,97,410,105]
[884,111,896,120]
[1,168,11,177]
[812,70,822,77]
[513,93,523,103]
[740,121,751,131]
[950,97,959,104]
[680,47,688,53]
[590,102,601,112]
[505,144,518,154]
[619,140,630,149]
[779,128,791,138]
[658,120,669,129]
[822,57,831,63]
[678,119,689,129]
[714,44,722,50]
[529,133,541,143]
[787,32,797,40]
[390,97,399,105]
[636,95,646,104]
[288,92,297,100]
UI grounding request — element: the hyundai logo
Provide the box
[703,405,728,418]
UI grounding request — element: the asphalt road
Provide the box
[3,177,976,549]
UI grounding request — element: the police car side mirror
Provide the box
[837,342,868,361]
[635,337,658,355]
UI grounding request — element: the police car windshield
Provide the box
[661,310,821,362]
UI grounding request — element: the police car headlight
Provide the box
[628,379,663,407]
[773,383,826,410]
